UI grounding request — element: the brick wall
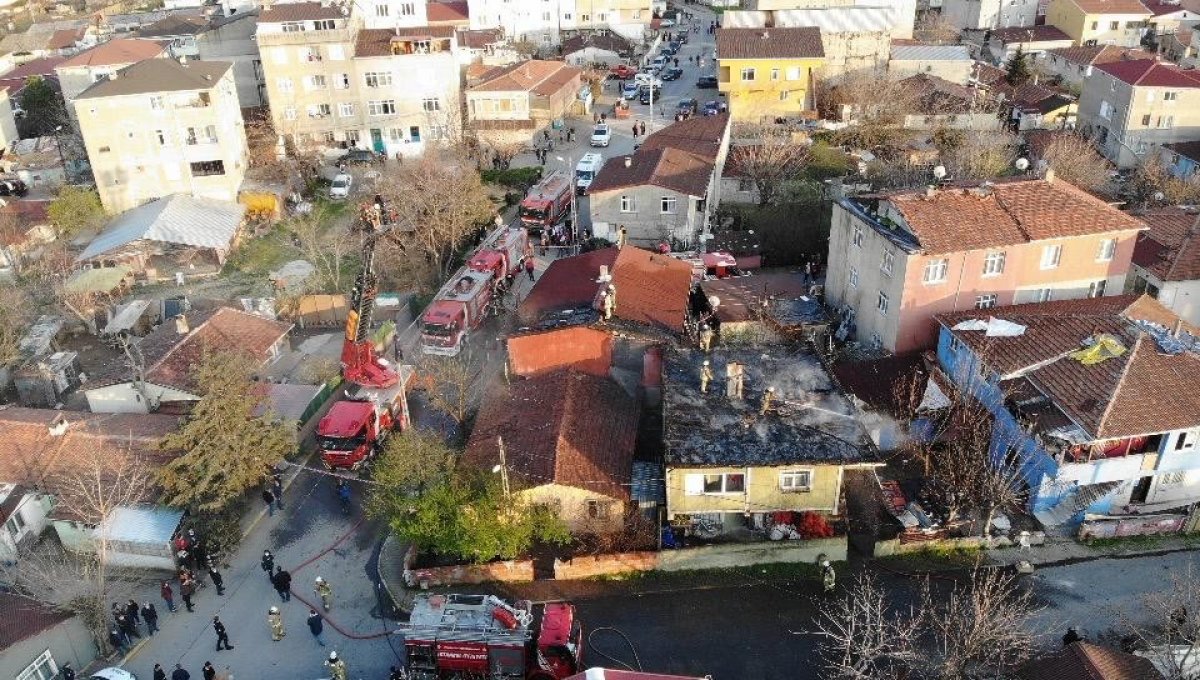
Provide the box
[553,551,659,580]
[402,545,534,587]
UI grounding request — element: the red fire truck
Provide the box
[317,206,412,470]
[673,251,749,283]
[518,172,573,232]
[401,593,582,680]
[467,226,527,282]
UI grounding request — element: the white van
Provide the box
[575,153,603,195]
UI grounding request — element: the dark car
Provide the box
[702,100,724,116]
[676,98,698,118]
[661,67,684,81]
[697,75,718,89]
[0,179,28,197]
[661,43,678,56]
[639,86,662,104]
[337,149,378,165]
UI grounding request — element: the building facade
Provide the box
[941,0,1038,30]
[1044,0,1152,46]
[716,27,824,122]
[466,59,585,144]
[1129,208,1200,326]
[54,38,171,119]
[196,10,267,107]
[467,0,651,45]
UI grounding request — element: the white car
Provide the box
[660,18,676,27]
[633,72,663,88]
[91,668,138,680]
[590,125,611,147]
[329,173,352,199]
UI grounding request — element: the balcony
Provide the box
[256,28,354,46]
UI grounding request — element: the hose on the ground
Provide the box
[587,626,644,673]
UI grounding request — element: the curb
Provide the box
[240,445,320,539]
[375,534,414,615]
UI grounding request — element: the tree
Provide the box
[940,129,1020,182]
[0,284,32,367]
[729,129,812,207]
[47,185,105,238]
[1005,46,1032,86]
[814,572,921,678]
[369,429,458,503]
[1113,565,1200,680]
[158,351,293,511]
[488,141,526,171]
[1130,153,1200,207]
[54,269,121,336]
[418,351,480,433]
[1039,132,1112,194]
[288,206,355,293]
[19,75,68,137]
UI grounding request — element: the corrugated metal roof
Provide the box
[79,194,246,261]
[723,6,897,33]
[631,461,665,503]
[890,44,971,61]
[101,505,184,543]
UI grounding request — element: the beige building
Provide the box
[466,59,585,144]
[54,38,171,120]
[74,58,248,213]
[466,0,651,45]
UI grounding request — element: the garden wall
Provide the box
[402,545,534,588]
[554,551,658,580]
[657,537,847,572]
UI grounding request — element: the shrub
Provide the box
[796,511,835,539]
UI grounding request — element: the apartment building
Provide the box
[1045,0,1152,46]
[257,0,461,157]
[74,58,247,213]
[1077,58,1200,168]
[54,39,171,119]
[941,0,1038,30]
[824,174,1146,353]
[715,27,824,122]
[1129,208,1200,326]
[465,59,584,144]
[467,0,652,45]
[1041,44,1155,90]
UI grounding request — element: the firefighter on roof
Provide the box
[700,360,713,394]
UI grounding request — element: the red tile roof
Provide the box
[937,295,1200,439]
[882,176,1145,255]
[1068,0,1152,13]
[355,26,455,57]
[259,1,344,23]
[507,326,613,378]
[990,25,1072,42]
[426,0,469,23]
[1096,58,1200,86]
[715,27,824,60]
[0,593,73,652]
[45,27,85,50]
[0,56,67,90]
[457,28,502,49]
[587,146,714,197]
[1132,208,1200,281]
[58,38,168,68]
[463,371,639,500]
[1048,44,1156,66]
[1142,0,1190,15]
[638,112,729,161]
[470,60,583,96]
[1016,642,1164,680]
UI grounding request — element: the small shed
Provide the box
[14,350,82,407]
[17,315,65,360]
[52,505,184,570]
[101,298,157,338]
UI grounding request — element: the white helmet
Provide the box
[269,606,279,614]
[315,576,324,583]
[821,560,831,568]
[329,651,338,661]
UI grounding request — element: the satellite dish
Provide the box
[1015,157,1030,171]
[1155,191,1166,202]
[933,165,947,179]
[708,295,721,309]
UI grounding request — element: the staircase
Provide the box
[1033,481,1122,531]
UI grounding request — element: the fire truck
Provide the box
[401,593,582,680]
[420,226,527,356]
[518,171,573,232]
[673,251,749,283]
[317,205,412,470]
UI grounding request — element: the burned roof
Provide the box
[699,271,826,326]
[663,347,877,467]
[831,353,930,417]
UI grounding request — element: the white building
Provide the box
[941,0,1038,30]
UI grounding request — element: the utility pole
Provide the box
[495,435,511,498]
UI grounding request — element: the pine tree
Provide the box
[1005,46,1032,86]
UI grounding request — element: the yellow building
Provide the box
[662,348,883,537]
[1045,0,1152,47]
[716,27,825,123]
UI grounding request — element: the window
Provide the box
[345,129,361,144]
[400,1,415,14]
[983,251,1006,276]
[1165,91,1179,101]
[780,470,812,492]
[421,97,440,112]
[307,74,326,90]
[364,71,392,88]
[409,126,421,142]
[1091,20,1098,29]
[586,500,611,519]
[281,21,304,32]
[155,129,167,145]
[975,294,998,309]
[374,3,389,16]
[1142,114,1152,126]
[786,66,801,80]
[620,195,636,212]
[327,44,344,59]
[880,250,894,276]
[661,196,677,214]
[277,77,293,93]
[284,107,297,120]
[923,258,948,284]
[149,95,164,110]
[368,100,396,115]
[184,127,199,145]
[778,90,789,101]
[309,103,332,117]
[323,130,336,143]
[388,128,404,142]
[1158,115,1175,129]
[6,508,25,536]
[17,649,57,680]
[190,160,225,176]
[1099,100,1113,120]
[877,291,889,315]
[1040,244,1062,269]
[203,125,217,143]
[1109,20,1119,29]
[770,68,780,81]
[1087,279,1107,298]
[542,11,551,19]
[1175,430,1199,451]
[314,19,336,30]
[334,73,350,89]
[1097,238,1116,261]
[740,67,756,81]
[338,102,355,117]
[429,124,449,140]
[852,226,863,248]
[1035,287,1053,303]
[849,267,859,289]
[702,473,745,494]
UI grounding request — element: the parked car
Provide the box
[659,18,676,27]
[590,124,612,147]
[670,40,682,52]
[0,179,28,197]
[610,63,637,79]
[91,669,138,680]
[633,72,663,88]
[702,100,726,116]
[651,56,667,71]
[677,98,698,118]
[337,149,377,166]
[639,85,662,104]
[662,67,684,81]
[622,81,641,99]
[329,173,353,199]
[697,75,718,89]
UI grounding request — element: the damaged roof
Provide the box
[663,347,877,467]
[699,272,826,326]
[1132,208,1200,282]
[463,371,639,500]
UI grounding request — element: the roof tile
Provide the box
[259,1,343,23]
[469,60,582,96]
[1017,642,1164,680]
[58,38,169,68]
[0,593,72,652]
[1095,58,1200,87]
[716,26,824,60]
[1132,208,1200,281]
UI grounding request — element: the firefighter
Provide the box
[601,286,615,320]
[700,360,713,394]
[267,606,285,641]
[325,651,348,680]
[822,560,836,594]
[698,324,714,353]
[315,577,333,611]
[617,225,627,249]
[760,386,775,415]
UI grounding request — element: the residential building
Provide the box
[1045,0,1153,46]
[427,1,471,27]
[0,56,67,99]
[0,593,98,680]
[888,44,973,84]
[466,59,584,145]
[587,113,731,248]
[463,370,640,532]
[1163,24,1200,65]
[468,0,564,44]
[83,306,292,413]
[824,174,1146,353]
[1144,0,1200,41]
[561,0,653,42]
[894,74,1003,131]
[721,8,902,77]
[43,26,91,56]
[135,13,210,57]
[1077,58,1200,168]
[74,58,247,213]
[1042,44,1156,91]
[1163,139,1200,176]
[0,483,53,561]
[941,0,1038,30]
[561,31,634,69]
[1016,641,1165,680]
[985,25,1075,65]
[0,86,18,149]
[1,136,73,189]
[662,346,882,536]
[935,294,1200,527]
[1008,82,1077,130]
[196,10,267,107]
[54,38,171,118]
[1129,208,1200,325]
[716,27,824,122]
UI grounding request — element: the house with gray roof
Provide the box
[888,44,974,85]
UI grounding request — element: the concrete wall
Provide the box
[520,483,625,534]
[84,382,198,414]
[0,615,98,680]
[659,536,847,570]
[554,550,658,579]
[665,464,842,517]
[197,13,266,108]
[0,88,18,149]
[824,201,909,351]
[402,544,534,586]
[0,492,53,561]
[888,58,973,85]
[590,185,702,248]
[1079,67,1200,169]
[1131,268,1200,328]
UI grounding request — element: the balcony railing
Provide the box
[257,28,354,46]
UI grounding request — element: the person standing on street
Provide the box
[272,473,284,511]
[524,256,535,282]
[142,602,159,635]
[314,577,333,611]
[213,616,234,651]
[325,651,348,680]
[161,581,176,613]
[108,628,129,657]
[822,560,836,594]
[171,663,190,680]
[261,550,275,579]
[272,566,292,601]
[262,486,276,517]
[153,663,167,680]
[202,662,216,680]
[180,573,196,612]
[118,611,140,640]
[208,561,225,596]
[268,606,286,641]
[306,609,326,646]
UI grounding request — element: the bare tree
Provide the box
[1130,153,1200,208]
[729,129,812,207]
[417,351,480,433]
[0,284,32,367]
[53,273,120,336]
[1040,132,1113,194]
[914,12,962,43]
[488,141,527,171]
[288,206,355,293]
[940,129,1020,181]
[1114,565,1200,679]
[814,571,921,679]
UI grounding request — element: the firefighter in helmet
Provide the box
[315,577,333,611]
[821,560,836,594]
[325,651,348,680]
[268,606,285,641]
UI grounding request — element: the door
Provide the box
[370,128,385,154]
[1130,475,1153,504]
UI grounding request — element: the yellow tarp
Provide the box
[240,192,280,219]
[1070,334,1127,365]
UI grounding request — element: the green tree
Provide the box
[19,75,68,137]
[1005,46,1032,86]
[47,185,105,237]
[368,430,458,511]
[158,351,293,511]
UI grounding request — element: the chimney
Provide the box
[925,185,936,198]
[175,314,190,335]
[1044,168,1056,184]
[624,156,632,167]
[48,415,68,437]
[598,264,611,282]
[1173,318,1184,337]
